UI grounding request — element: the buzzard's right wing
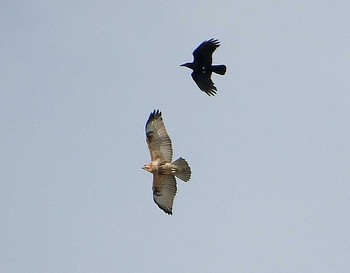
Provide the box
[145,110,173,162]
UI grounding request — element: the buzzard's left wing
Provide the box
[145,110,173,162]
[153,174,177,215]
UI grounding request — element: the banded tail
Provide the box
[172,157,191,182]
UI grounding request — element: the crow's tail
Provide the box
[211,65,227,75]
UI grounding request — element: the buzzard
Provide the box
[181,38,226,96]
[143,110,191,215]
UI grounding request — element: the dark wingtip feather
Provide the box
[146,109,162,128]
[165,210,173,215]
[203,86,217,96]
[150,109,162,118]
[206,90,217,96]
[207,38,220,47]
[154,201,173,215]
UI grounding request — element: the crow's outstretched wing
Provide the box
[191,71,217,96]
[192,38,221,66]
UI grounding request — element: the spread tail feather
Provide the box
[211,65,226,75]
[172,157,191,182]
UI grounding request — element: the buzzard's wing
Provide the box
[192,38,220,66]
[153,174,177,215]
[145,110,173,162]
[191,71,217,96]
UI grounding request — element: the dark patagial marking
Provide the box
[146,131,154,142]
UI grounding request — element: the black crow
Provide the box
[181,38,226,96]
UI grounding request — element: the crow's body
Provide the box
[181,39,226,96]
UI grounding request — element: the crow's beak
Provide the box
[180,63,186,67]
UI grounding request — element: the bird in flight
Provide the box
[181,38,226,96]
[143,110,191,215]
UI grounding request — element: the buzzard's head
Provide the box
[142,164,151,172]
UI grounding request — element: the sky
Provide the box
[1,1,350,273]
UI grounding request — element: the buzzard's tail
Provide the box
[211,65,226,75]
[172,157,191,182]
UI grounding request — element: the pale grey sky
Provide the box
[1,1,350,273]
